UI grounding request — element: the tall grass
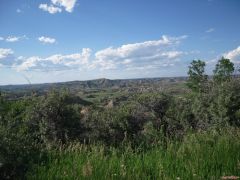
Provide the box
[27,129,240,179]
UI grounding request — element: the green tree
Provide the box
[187,60,208,92]
[27,90,83,144]
[213,57,234,83]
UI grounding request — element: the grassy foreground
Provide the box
[27,130,240,180]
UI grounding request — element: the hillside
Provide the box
[0,77,187,91]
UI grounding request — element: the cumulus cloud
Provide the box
[0,48,14,59]
[39,0,77,14]
[16,56,40,71]
[92,35,187,70]
[14,48,91,71]
[205,28,215,33]
[0,37,4,41]
[38,36,56,44]
[39,4,62,14]
[206,46,240,65]
[8,35,189,72]
[51,0,77,12]
[224,46,240,64]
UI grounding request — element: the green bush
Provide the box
[26,90,84,144]
[0,98,42,179]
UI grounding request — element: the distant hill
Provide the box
[0,77,188,93]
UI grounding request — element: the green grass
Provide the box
[27,130,240,180]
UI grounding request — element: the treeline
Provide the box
[0,57,240,179]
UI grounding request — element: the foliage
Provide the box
[26,90,84,144]
[0,98,42,179]
[187,60,208,92]
[213,57,234,83]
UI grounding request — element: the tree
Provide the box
[27,90,83,144]
[187,60,208,92]
[213,57,234,83]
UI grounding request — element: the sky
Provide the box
[0,0,240,85]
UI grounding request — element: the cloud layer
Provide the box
[14,48,91,71]
[1,35,189,72]
[3,35,239,78]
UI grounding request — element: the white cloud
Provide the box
[224,46,240,64]
[206,46,240,65]
[15,48,91,71]
[39,4,62,14]
[0,37,4,41]
[16,56,40,71]
[38,36,56,44]
[39,0,77,14]
[92,35,187,70]
[161,51,184,59]
[11,35,189,72]
[205,28,215,33]
[6,36,20,42]
[5,35,26,42]
[51,0,77,12]
[0,48,14,59]
[45,48,91,66]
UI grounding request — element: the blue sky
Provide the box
[0,0,240,85]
